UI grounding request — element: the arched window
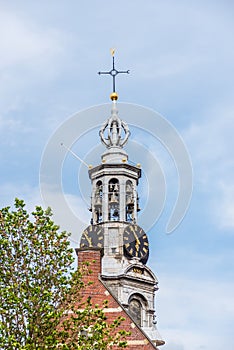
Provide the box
[128,298,142,326]
[108,178,119,221]
[96,181,103,199]
[128,293,148,327]
[125,180,134,222]
[94,181,103,223]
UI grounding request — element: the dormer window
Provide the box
[128,294,148,328]
[128,298,142,326]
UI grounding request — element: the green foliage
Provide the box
[0,199,129,349]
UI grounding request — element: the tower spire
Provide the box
[78,53,165,347]
[98,50,131,163]
[98,49,130,101]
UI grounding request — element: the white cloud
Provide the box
[0,182,89,245]
[184,109,234,172]
[182,102,234,229]
[0,8,70,124]
[64,193,91,241]
[163,329,227,350]
[39,183,90,243]
[0,111,34,135]
[0,183,42,212]
[0,10,63,70]
[215,182,234,229]
[135,53,206,81]
[128,0,234,85]
[157,274,234,350]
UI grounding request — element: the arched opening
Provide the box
[94,180,103,223]
[125,180,134,222]
[128,298,142,326]
[108,178,119,221]
[128,294,148,327]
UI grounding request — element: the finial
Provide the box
[99,103,130,149]
[110,92,118,101]
[98,49,130,100]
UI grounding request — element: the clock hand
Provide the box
[130,226,141,245]
[133,231,140,245]
[84,232,92,246]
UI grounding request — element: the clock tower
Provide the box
[79,52,164,347]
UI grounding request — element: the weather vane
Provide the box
[98,49,130,99]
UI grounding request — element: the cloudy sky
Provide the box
[0,1,234,349]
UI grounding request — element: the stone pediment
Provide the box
[124,264,158,284]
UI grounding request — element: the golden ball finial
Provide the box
[110,92,118,101]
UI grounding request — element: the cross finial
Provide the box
[98,49,130,100]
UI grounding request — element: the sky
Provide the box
[0,1,234,349]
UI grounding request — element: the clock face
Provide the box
[123,224,149,264]
[80,225,104,248]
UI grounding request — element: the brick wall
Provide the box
[75,247,160,350]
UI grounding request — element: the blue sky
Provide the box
[0,1,234,349]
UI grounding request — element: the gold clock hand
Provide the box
[84,232,92,246]
[133,231,140,245]
[129,225,140,244]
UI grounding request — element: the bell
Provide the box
[113,209,119,217]
[109,193,118,204]
[126,196,134,206]
[126,183,132,193]
[94,196,102,207]
[126,206,133,214]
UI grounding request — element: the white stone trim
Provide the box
[103,306,122,313]
[127,339,149,345]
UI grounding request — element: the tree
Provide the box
[0,199,128,349]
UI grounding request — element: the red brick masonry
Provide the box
[76,247,161,350]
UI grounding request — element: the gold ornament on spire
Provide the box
[110,92,118,101]
[110,48,115,57]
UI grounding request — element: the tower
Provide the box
[78,52,164,347]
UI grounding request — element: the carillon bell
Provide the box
[94,196,102,208]
[126,196,134,206]
[109,193,119,204]
[113,209,119,217]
